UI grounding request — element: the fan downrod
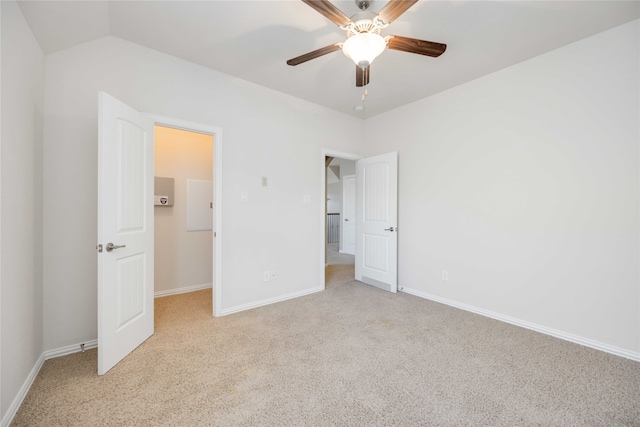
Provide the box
[355,0,371,11]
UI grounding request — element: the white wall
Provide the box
[336,158,356,179]
[42,36,363,350]
[327,183,341,214]
[154,126,213,295]
[364,20,640,355]
[0,0,45,419]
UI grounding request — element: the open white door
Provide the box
[355,152,398,293]
[342,175,356,255]
[97,92,154,375]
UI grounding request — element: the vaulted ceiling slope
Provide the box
[17,0,639,118]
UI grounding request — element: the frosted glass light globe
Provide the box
[343,33,386,69]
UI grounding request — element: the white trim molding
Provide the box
[155,283,212,298]
[218,286,324,316]
[402,287,640,362]
[1,354,44,427]
[43,339,98,360]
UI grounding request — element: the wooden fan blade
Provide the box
[387,35,447,57]
[302,0,352,27]
[356,65,370,87]
[377,0,418,24]
[286,44,341,66]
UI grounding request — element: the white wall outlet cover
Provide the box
[262,177,268,187]
[241,191,248,203]
[303,195,311,205]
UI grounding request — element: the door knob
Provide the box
[106,242,126,252]
[384,227,396,232]
[345,218,350,221]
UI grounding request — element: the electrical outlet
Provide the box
[271,271,277,280]
[442,270,449,282]
[262,177,268,187]
[263,271,270,282]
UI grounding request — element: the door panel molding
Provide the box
[98,92,154,375]
[355,151,398,293]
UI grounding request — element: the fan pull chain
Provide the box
[361,68,369,104]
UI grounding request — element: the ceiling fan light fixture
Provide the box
[342,32,386,69]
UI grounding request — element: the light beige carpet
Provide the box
[11,274,640,426]
[326,242,355,266]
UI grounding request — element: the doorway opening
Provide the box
[148,115,223,316]
[323,152,359,290]
[154,126,213,301]
[320,149,399,294]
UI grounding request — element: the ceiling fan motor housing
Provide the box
[345,11,384,37]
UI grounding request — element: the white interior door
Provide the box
[97,92,154,375]
[342,175,356,255]
[355,152,398,292]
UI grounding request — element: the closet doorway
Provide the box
[154,126,214,299]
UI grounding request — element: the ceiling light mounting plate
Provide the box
[355,0,371,11]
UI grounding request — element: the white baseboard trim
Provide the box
[218,286,324,316]
[43,339,98,360]
[1,339,100,427]
[401,287,640,362]
[154,283,212,298]
[1,353,45,427]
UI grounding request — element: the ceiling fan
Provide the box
[286,0,447,87]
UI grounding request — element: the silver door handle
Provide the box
[106,242,126,252]
[384,227,396,232]
[345,218,350,221]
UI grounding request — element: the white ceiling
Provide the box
[17,0,639,118]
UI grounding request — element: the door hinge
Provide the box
[96,244,103,253]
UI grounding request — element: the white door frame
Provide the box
[147,114,223,316]
[320,149,361,289]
